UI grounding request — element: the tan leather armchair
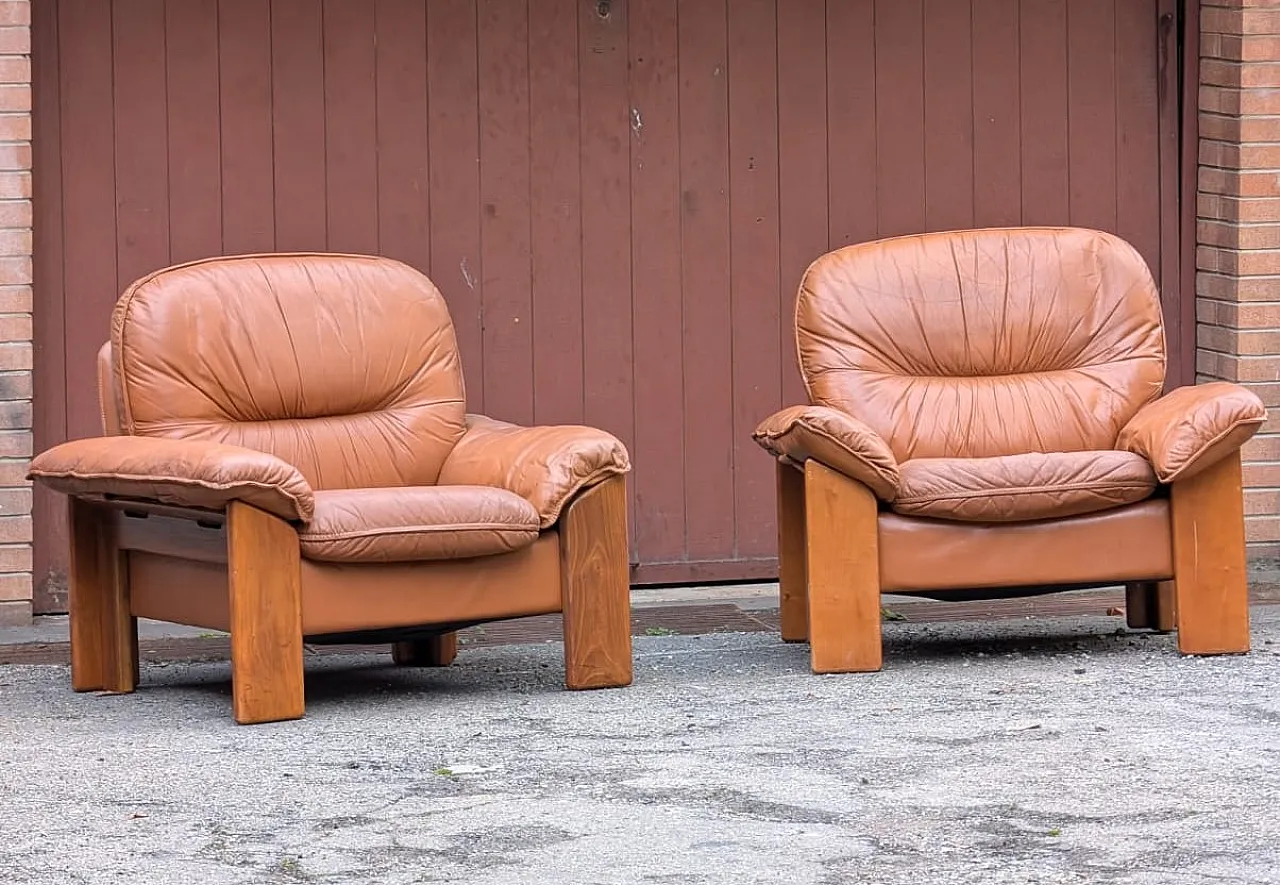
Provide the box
[29,254,634,724]
[754,227,1266,673]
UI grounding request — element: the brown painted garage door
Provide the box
[32,0,1186,608]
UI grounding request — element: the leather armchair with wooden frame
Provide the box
[754,227,1266,673]
[28,253,634,724]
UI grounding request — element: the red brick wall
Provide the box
[0,0,28,626]
[1199,0,1280,558]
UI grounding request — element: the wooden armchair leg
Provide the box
[777,461,809,643]
[804,461,882,673]
[68,497,138,694]
[1124,581,1176,633]
[1170,451,1251,656]
[559,475,633,690]
[227,502,305,724]
[392,633,458,667]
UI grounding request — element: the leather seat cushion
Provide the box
[299,486,541,563]
[892,451,1157,522]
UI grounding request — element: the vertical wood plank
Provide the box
[427,0,485,411]
[1170,452,1251,656]
[68,499,136,694]
[580,0,635,551]
[728,0,781,559]
[113,0,171,290]
[559,476,633,690]
[323,0,379,255]
[875,0,926,238]
[776,462,808,642]
[922,0,973,233]
[805,460,882,673]
[678,0,734,561]
[166,0,223,264]
[227,502,305,724]
[1115,0,1160,276]
[32,0,69,612]
[270,0,327,252]
[826,0,876,248]
[1176,0,1198,388]
[58,0,117,443]
[1019,0,1069,225]
[971,0,1022,228]
[218,0,276,254]
[1066,0,1118,232]
[777,0,828,408]
[628,0,685,564]
[374,0,430,273]
[478,0,535,425]
[529,0,584,426]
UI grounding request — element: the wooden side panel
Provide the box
[529,0,584,428]
[971,0,1021,227]
[426,0,485,412]
[166,0,222,264]
[478,0,534,425]
[776,0,827,408]
[629,0,685,564]
[270,0,327,252]
[579,0,636,553]
[218,0,275,254]
[33,0,1183,597]
[678,0,735,564]
[31,0,67,612]
[727,0,781,559]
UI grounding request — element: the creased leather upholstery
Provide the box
[298,486,540,563]
[111,253,467,490]
[437,415,631,528]
[1117,381,1266,483]
[753,405,899,501]
[795,227,1166,461]
[28,436,314,522]
[893,451,1156,522]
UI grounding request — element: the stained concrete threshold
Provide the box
[5,581,1280,667]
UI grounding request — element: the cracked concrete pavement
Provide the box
[2,606,1280,884]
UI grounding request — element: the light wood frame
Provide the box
[776,451,1251,673]
[64,475,633,725]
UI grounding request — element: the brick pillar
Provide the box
[1198,0,1280,558]
[0,0,29,626]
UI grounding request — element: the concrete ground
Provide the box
[2,607,1280,884]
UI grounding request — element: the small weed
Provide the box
[881,608,906,622]
[196,632,223,639]
[1047,828,1062,837]
[432,766,458,779]
[644,626,679,637]
[277,857,307,879]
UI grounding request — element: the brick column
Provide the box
[0,0,29,626]
[1198,0,1280,558]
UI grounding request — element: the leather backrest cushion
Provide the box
[796,227,1166,460]
[111,253,466,489]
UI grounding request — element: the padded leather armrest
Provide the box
[752,405,900,501]
[437,415,631,528]
[1116,381,1266,483]
[28,436,315,522]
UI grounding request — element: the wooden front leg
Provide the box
[227,501,305,724]
[392,633,458,667]
[559,475,633,690]
[68,497,138,693]
[1170,451,1251,656]
[777,461,809,643]
[804,460,882,673]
